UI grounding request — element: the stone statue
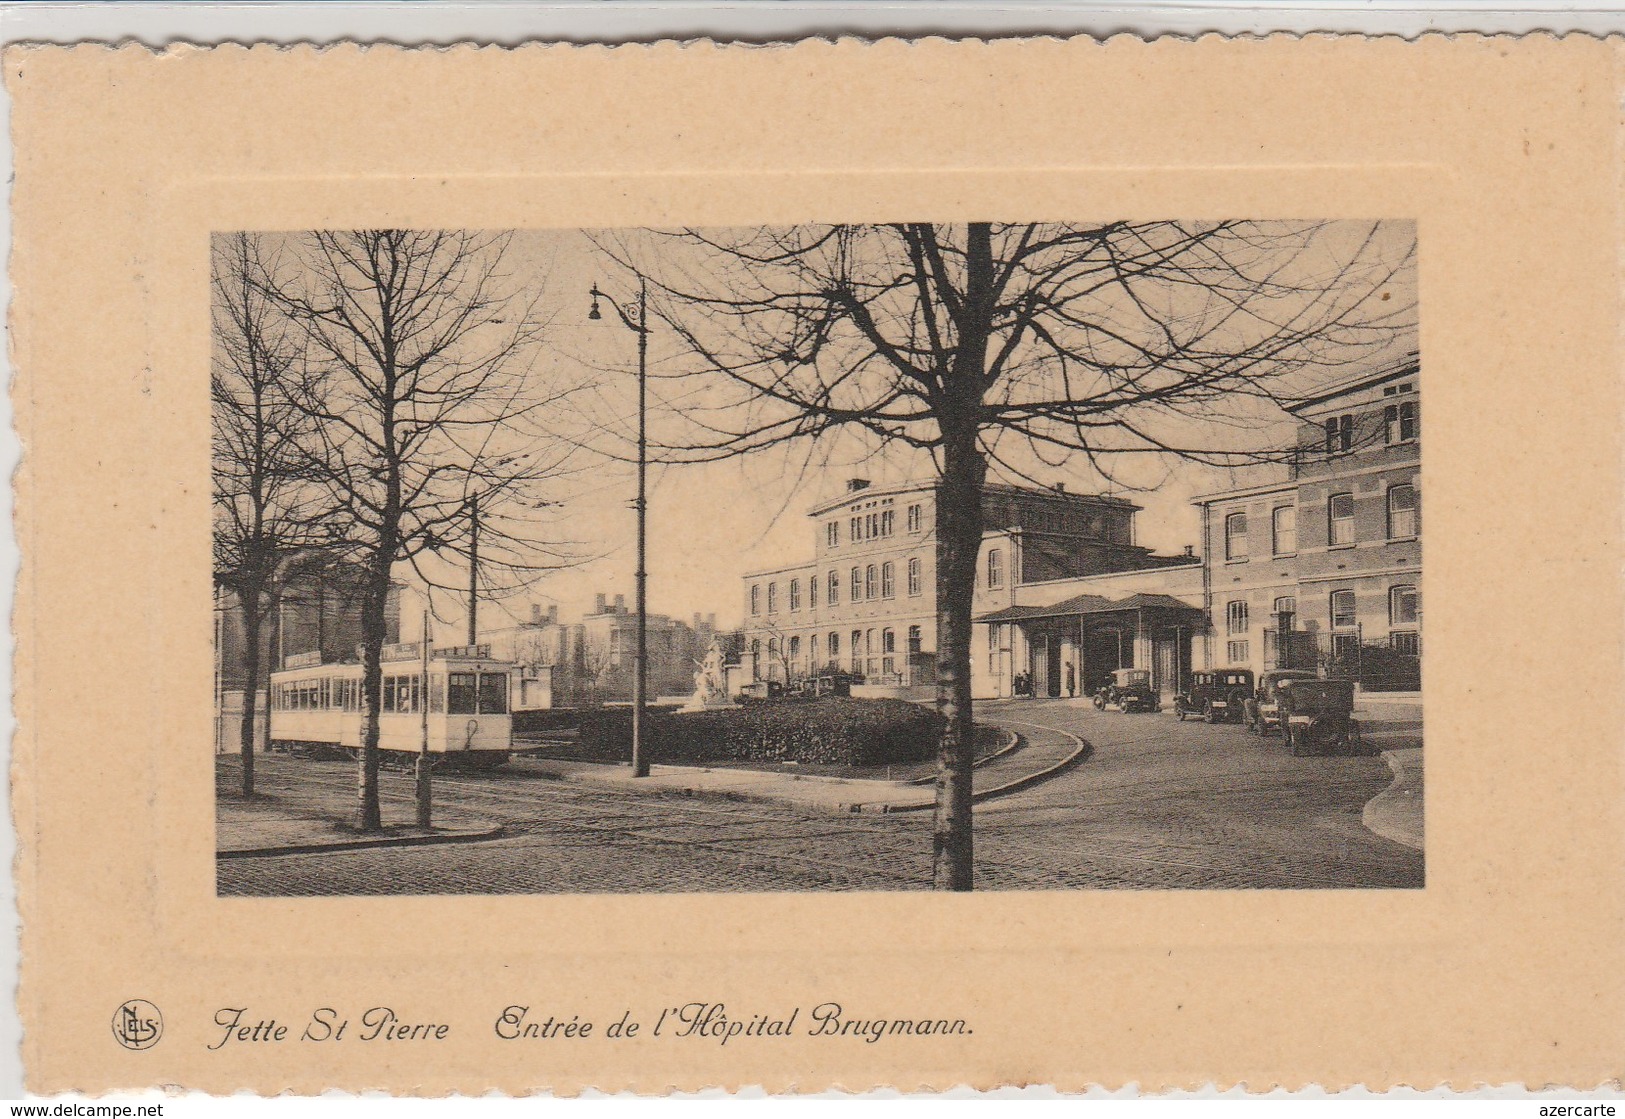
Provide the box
[683,639,732,710]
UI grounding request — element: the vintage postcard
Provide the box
[8,35,1622,1094]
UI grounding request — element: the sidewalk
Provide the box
[1362,747,1424,850]
[217,760,504,858]
[515,712,1091,814]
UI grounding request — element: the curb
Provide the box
[900,726,1024,786]
[1361,749,1423,851]
[218,823,506,860]
[858,724,1094,814]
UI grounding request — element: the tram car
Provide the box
[269,643,515,770]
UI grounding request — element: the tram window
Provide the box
[409,674,422,714]
[382,676,397,713]
[478,673,508,714]
[448,672,478,714]
[428,676,444,713]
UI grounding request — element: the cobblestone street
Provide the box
[217,700,1423,894]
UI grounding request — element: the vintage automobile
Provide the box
[1243,669,1319,736]
[1279,678,1363,756]
[1092,667,1161,713]
[1173,669,1256,723]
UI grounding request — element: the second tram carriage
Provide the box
[269,643,516,769]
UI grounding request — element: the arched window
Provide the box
[1388,484,1418,539]
[865,564,877,600]
[987,548,1004,589]
[882,628,896,674]
[1389,584,1419,626]
[1226,600,1249,634]
[1331,589,1357,629]
[1329,493,1356,546]
[1272,506,1296,556]
[766,582,778,614]
[881,562,895,599]
[850,630,862,671]
[850,566,862,601]
[1225,512,1249,560]
[907,557,921,596]
[908,625,922,654]
[827,569,839,606]
[789,636,801,675]
[827,631,839,668]
[750,585,760,615]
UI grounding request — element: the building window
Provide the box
[908,625,922,654]
[767,582,778,614]
[865,564,878,600]
[1226,600,1249,635]
[907,557,921,596]
[750,584,760,615]
[789,580,801,611]
[1331,589,1357,629]
[989,624,1001,673]
[1324,414,1354,454]
[881,562,895,599]
[881,509,895,537]
[1385,400,1418,444]
[1273,595,1297,622]
[788,636,801,675]
[1390,631,1420,656]
[987,548,1004,589]
[1226,640,1250,665]
[850,630,862,671]
[1225,512,1248,561]
[850,567,861,601]
[1272,506,1296,556]
[826,632,838,668]
[849,516,861,543]
[826,522,839,548]
[907,504,922,533]
[827,570,839,606]
[1390,584,1419,626]
[882,628,896,674]
[1328,492,1355,546]
[808,575,818,609]
[1388,484,1418,539]
[750,638,760,667]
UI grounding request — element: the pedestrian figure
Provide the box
[1065,663,1076,697]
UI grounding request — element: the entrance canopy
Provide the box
[978,591,1203,627]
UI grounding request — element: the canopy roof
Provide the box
[978,592,1201,625]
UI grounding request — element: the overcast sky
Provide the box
[339,223,1415,641]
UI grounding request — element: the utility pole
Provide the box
[590,277,651,778]
[467,492,480,648]
[417,605,432,828]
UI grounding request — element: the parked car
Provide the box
[1278,678,1363,756]
[1174,669,1255,723]
[1243,670,1319,736]
[1092,667,1161,713]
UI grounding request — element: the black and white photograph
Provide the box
[212,220,1422,895]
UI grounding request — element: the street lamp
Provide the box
[589,277,651,778]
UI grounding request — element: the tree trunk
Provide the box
[355,555,390,832]
[931,221,995,891]
[237,587,263,798]
[932,430,988,890]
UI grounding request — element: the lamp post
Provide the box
[417,600,433,828]
[589,277,650,778]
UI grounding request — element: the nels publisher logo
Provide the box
[112,999,163,1051]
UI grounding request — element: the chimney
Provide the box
[547,605,558,624]
[693,612,702,630]
[595,593,607,614]
[846,478,871,493]
[1183,544,1195,557]
[530,603,542,624]
[614,594,626,614]
[1054,482,1066,494]
[707,612,716,629]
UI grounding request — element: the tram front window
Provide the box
[478,672,508,714]
[448,672,478,715]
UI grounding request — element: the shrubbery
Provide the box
[577,697,946,767]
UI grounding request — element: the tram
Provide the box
[269,642,516,769]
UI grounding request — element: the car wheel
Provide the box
[1176,709,1186,722]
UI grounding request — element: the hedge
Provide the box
[576,697,949,768]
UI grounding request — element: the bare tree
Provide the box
[211,232,334,798]
[271,230,580,831]
[612,220,1415,889]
